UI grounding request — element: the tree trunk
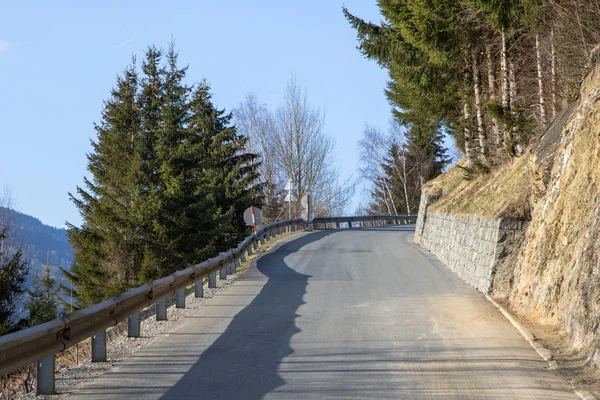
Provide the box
[472,49,487,164]
[383,179,399,215]
[551,28,557,119]
[501,29,510,145]
[486,43,503,158]
[463,101,474,168]
[536,33,547,126]
[509,55,522,155]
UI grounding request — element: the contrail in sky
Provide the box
[114,35,140,49]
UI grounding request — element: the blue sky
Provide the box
[0,1,391,228]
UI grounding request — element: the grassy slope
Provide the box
[426,156,531,220]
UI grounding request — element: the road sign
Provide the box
[300,194,314,222]
[301,209,314,223]
[284,179,295,192]
[284,193,296,202]
[243,206,262,231]
[300,195,309,208]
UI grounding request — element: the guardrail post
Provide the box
[234,259,240,272]
[209,271,217,288]
[241,252,246,263]
[156,298,167,321]
[253,241,258,250]
[260,234,266,245]
[36,354,55,394]
[91,330,107,362]
[336,221,340,229]
[312,222,317,230]
[195,279,204,297]
[128,312,141,337]
[348,221,352,229]
[220,265,227,279]
[176,289,185,308]
[266,230,271,241]
[277,226,282,235]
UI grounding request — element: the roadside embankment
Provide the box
[415,62,600,396]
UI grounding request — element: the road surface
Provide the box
[66,226,576,399]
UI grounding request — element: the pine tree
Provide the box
[66,43,264,305]
[65,59,144,307]
[343,6,452,181]
[138,47,226,280]
[189,81,264,250]
[26,257,58,327]
[0,228,27,335]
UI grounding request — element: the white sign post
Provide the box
[284,178,296,232]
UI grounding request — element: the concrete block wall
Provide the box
[415,193,526,293]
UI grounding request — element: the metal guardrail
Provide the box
[312,214,416,228]
[0,214,415,394]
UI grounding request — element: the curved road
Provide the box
[68,226,576,399]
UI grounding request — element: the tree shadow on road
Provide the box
[159,230,334,400]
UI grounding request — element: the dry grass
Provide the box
[426,156,532,220]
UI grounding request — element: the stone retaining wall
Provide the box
[415,193,527,294]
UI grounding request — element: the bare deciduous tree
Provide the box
[358,125,397,215]
[272,77,353,216]
[235,78,353,218]
[234,94,284,219]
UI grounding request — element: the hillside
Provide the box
[5,208,73,271]
[421,62,600,391]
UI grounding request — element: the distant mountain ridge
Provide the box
[2,207,73,272]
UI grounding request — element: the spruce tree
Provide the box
[189,81,264,250]
[66,43,264,305]
[26,258,58,327]
[65,60,144,307]
[0,228,27,335]
[344,6,452,183]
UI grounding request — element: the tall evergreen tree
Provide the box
[189,81,263,249]
[67,43,264,303]
[65,60,144,306]
[344,6,451,184]
[0,228,27,335]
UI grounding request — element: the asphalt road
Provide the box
[66,226,576,399]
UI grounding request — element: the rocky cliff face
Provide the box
[494,64,600,361]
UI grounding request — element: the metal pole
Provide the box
[36,354,55,395]
[128,312,141,338]
[176,289,185,308]
[156,298,167,321]
[209,271,217,288]
[195,279,204,298]
[91,330,107,362]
